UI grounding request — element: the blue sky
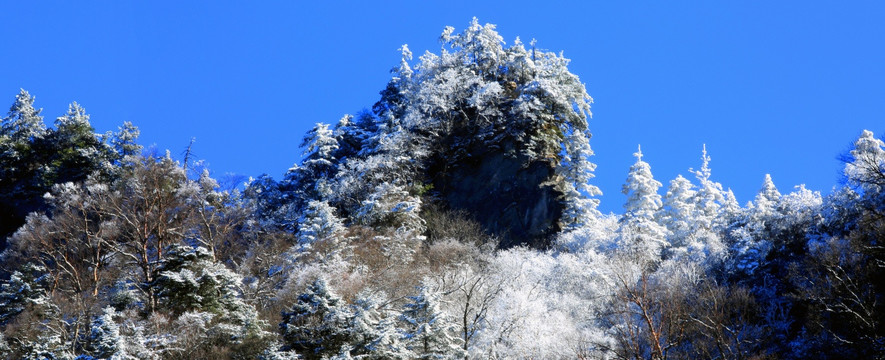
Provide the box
[3,1,883,213]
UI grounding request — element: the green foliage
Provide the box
[0,91,139,244]
[153,245,238,315]
[0,263,55,325]
[279,279,352,359]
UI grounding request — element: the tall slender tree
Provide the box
[618,145,668,265]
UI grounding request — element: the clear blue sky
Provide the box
[3,1,883,213]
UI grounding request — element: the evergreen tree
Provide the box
[558,128,603,231]
[720,188,742,221]
[1,89,45,144]
[0,90,46,241]
[0,264,68,359]
[19,335,72,360]
[618,146,668,264]
[0,92,134,245]
[346,292,411,359]
[658,175,698,258]
[727,174,783,276]
[49,102,110,180]
[110,121,142,164]
[294,122,340,202]
[845,130,885,209]
[333,114,371,163]
[85,307,137,360]
[400,285,465,360]
[690,145,725,230]
[354,182,425,234]
[685,145,727,261]
[753,174,781,216]
[280,279,353,359]
[0,263,55,325]
[296,199,346,254]
[152,244,270,355]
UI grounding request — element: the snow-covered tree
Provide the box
[271,122,343,234]
[727,174,783,276]
[85,307,139,360]
[658,175,698,255]
[296,200,346,253]
[301,123,339,175]
[153,246,232,314]
[333,113,372,163]
[400,285,465,359]
[753,174,781,218]
[18,335,72,360]
[845,130,885,210]
[555,213,619,254]
[11,178,118,300]
[0,264,68,359]
[720,188,742,220]
[678,145,727,261]
[279,279,353,359]
[691,145,726,230]
[0,92,127,241]
[344,292,411,359]
[149,244,270,358]
[1,89,45,144]
[281,122,341,216]
[38,102,118,185]
[110,121,142,161]
[0,263,56,325]
[152,244,266,332]
[558,128,603,231]
[354,183,425,234]
[618,146,668,264]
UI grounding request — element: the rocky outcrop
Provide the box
[432,144,562,249]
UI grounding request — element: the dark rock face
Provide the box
[432,147,562,249]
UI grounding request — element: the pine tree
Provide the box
[297,122,340,201]
[400,285,465,360]
[0,92,131,244]
[1,89,45,144]
[0,264,68,359]
[845,130,885,206]
[752,174,781,219]
[558,128,603,231]
[279,279,353,359]
[347,292,411,359]
[85,307,138,360]
[0,90,47,240]
[110,121,142,164]
[19,335,72,360]
[333,114,371,162]
[658,175,698,257]
[618,146,668,264]
[686,145,727,261]
[720,188,742,220]
[690,145,725,227]
[296,200,346,255]
[372,44,413,126]
[151,244,269,350]
[0,263,56,325]
[354,182,425,234]
[46,102,113,186]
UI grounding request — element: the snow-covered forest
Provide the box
[0,19,883,359]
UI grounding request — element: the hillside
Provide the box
[0,19,883,359]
